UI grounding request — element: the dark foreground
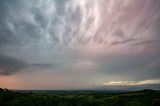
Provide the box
[0,88,160,106]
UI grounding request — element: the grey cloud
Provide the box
[112,29,125,38]
[0,54,28,75]
[96,53,160,81]
[110,38,137,45]
[55,0,66,15]
[135,40,159,45]
[30,63,59,69]
[0,53,60,75]
[95,84,160,90]
[0,0,57,48]
[146,59,160,78]
[0,0,160,49]
[0,0,160,90]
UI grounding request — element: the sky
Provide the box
[0,0,160,90]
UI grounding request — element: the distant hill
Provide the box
[94,84,160,91]
[0,88,160,106]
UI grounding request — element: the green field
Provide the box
[0,88,160,106]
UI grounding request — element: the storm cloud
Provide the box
[0,54,27,75]
[0,0,160,89]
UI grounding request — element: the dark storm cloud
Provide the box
[0,54,28,75]
[0,53,57,75]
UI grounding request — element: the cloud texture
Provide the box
[0,0,160,89]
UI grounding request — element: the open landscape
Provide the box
[0,88,160,106]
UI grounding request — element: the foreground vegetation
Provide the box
[0,88,160,106]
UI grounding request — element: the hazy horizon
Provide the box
[0,0,160,90]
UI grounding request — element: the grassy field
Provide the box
[0,88,160,106]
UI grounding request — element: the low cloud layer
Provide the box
[0,54,28,75]
[0,0,160,89]
[102,79,160,86]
